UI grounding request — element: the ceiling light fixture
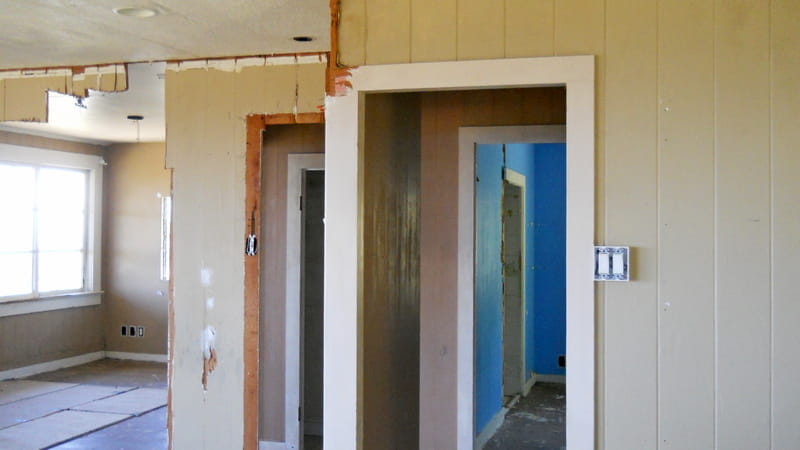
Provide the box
[292,36,314,42]
[127,114,144,142]
[113,7,158,18]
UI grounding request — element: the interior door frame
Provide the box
[285,153,325,450]
[324,55,595,449]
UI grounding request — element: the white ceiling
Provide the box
[0,0,330,70]
[0,62,165,145]
[0,0,330,145]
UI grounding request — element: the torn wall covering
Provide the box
[0,64,127,122]
[164,54,326,449]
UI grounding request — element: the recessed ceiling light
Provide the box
[113,7,158,18]
[292,36,314,42]
[127,115,144,121]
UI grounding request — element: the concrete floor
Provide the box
[26,358,167,449]
[484,382,566,450]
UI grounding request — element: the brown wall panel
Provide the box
[362,93,421,449]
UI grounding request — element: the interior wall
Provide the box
[417,88,565,448]
[0,131,105,372]
[362,92,421,449]
[339,1,800,448]
[103,142,171,355]
[164,58,326,449]
[258,124,325,442]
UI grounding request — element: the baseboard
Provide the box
[535,373,566,384]
[259,441,286,450]
[105,351,168,363]
[523,373,537,396]
[475,406,508,450]
[0,351,105,380]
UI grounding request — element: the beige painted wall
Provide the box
[103,142,171,355]
[0,131,105,372]
[165,59,326,449]
[339,0,800,449]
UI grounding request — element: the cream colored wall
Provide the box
[104,142,171,356]
[339,1,800,449]
[164,58,326,449]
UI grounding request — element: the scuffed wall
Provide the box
[0,64,127,122]
[165,55,326,449]
[338,1,800,449]
[104,142,171,356]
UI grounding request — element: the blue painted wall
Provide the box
[474,144,504,434]
[474,142,566,435]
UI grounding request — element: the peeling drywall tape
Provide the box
[164,53,328,72]
[201,326,217,390]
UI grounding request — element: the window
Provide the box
[0,143,103,315]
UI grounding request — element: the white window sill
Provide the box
[0,291,103,318]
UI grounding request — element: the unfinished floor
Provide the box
[0,359,167,449]
[484,382,566,450]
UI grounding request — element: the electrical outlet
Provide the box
[121,326,127,336]
[138,326,145,337]
[558,355,566,368]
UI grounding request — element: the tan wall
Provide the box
[259,124,325,441]
[0,131,106,372]
[339,1,800,449]
[103,142,171,355]
[165,60,326,449]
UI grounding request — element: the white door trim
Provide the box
[325,55,595,450]
[285,153,324,450]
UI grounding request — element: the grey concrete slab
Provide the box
[72,388,166,416]
[0,380,77,406]
[0,410,128,450]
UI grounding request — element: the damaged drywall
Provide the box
[0,64,127,122]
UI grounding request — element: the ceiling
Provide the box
[0,0,329,145]
[0,62,165,145]
[0,0,330,70]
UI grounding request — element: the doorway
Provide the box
[286,154,325,450]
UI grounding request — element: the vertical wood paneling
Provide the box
[338,0,366,66]
[365,0,411,64]
[714,1,772,448]
[770,1,800,447]
[658,1,717,448]
[604,1,658,449]
[456,0,505,60]
[505,0,555,57]
[410,0,457,62]
[362,93,421,450]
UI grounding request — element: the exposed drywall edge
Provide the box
[165,54,328,73]
[259,441,287,450]
[0,351,105,380]
[105,352,168,363]
[0,293,102,318]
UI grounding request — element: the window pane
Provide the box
[0,253,33,297]
[0,213,33,252]
[38,211,85,251]
[0,164,35,211]
[38,168,87,212]
[38,251,84,293]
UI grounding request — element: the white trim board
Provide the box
[285,153,325,450]
[325,55,595,450]
[0,351,168,380]
[475,406,509,450]
[259,441,287,450]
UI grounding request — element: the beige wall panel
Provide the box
[365,0,410,64]
[235,66,268,119]
[714,1,771,448]
[410,0,457,62]
[3,77,49,122]
[72,74,99,98]
[296,63,327,114]
[116,70,128,92]
[657,1,716,448]
[770,1,800,447]
[456,0,504,60]
[0,80,5,121]
[0,130,105,155]
[258,125,325,441]
[260,65,297,115]
[339,0,366,66]
[104,143,171,356]
[603,1,658,448]
[504,0,555,57]
[0,306,104,371]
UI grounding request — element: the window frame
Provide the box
[0,143,103,317]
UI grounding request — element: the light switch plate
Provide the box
[594,246,630,281]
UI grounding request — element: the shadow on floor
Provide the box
[484,382,566,450]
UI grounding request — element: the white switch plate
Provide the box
[594,246,630,281]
